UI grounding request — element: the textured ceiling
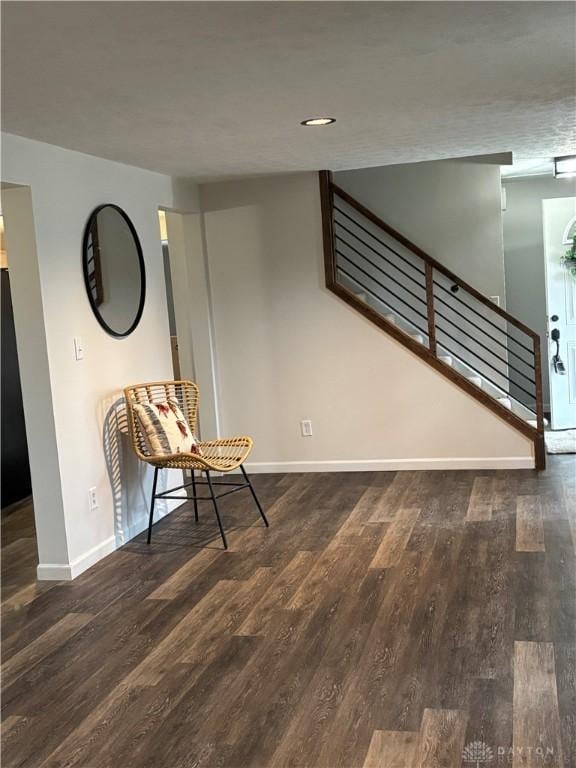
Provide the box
[2,1,575,181]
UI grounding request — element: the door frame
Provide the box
[542,195,576,430]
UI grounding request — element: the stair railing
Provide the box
[319,171,545,469]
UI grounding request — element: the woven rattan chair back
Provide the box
[124,380,199,462]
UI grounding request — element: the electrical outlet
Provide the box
[300,419,313,437]
[88,487,98,511]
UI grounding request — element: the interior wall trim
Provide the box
[244,457,534,473]
[36,497,188,581]
[37,534,117,581]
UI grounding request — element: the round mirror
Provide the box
[82,204,146,337]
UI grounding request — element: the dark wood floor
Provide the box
[1,460,575,767]
[1,501,50,610]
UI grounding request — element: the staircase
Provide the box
[319,171,546,469]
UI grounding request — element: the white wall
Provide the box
[1,186,69,567]
[502,175,576,409]
[1,133,200,579]
[335,159,506,301]
[200,172,532,472]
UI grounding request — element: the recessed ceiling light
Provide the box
[301,117,336,126]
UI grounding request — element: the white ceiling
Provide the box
[2,2,575,181]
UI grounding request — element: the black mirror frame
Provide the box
[82,204,146,338]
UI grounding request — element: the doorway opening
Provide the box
[501,161,576,451]
[0,212,39,601]
[158,210,181,379]
[542,196,576,434]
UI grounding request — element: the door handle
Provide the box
[550,328,566,374]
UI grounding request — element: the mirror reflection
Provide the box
[83,205,145,337]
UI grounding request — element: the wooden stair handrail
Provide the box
[319,170,546,470]
[331,180,539,341]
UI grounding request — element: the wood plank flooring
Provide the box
[1,458,575,767]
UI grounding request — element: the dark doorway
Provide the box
[1,268,32,509]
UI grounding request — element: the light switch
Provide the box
[74,337,85,360]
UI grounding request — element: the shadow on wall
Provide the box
[101,394,173,546]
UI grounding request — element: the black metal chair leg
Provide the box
[191,470,199,523]
[240,464,269,527]
[147,466,159,544]
[205,471,228,549]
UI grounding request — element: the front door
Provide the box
[543,196,576,429]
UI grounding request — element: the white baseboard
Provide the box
[35,454,533,582]
[36,563,73,581]
[37,498,188,582]
[37,534,117,581]
[244,456,534,473]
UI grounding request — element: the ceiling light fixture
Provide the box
[301,117,336,127]
[554,155,576,179]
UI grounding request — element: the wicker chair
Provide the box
[124,380,268,549]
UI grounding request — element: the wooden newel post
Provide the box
[319,171,336,289]
[532,334,546,470]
